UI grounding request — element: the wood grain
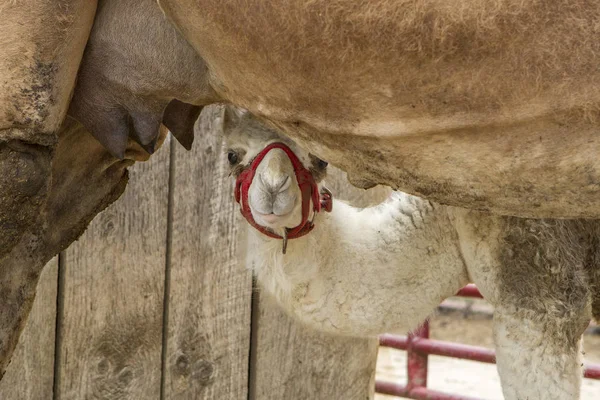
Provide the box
[0,258,58,400]
[251,295,378,400]
[250,166,381,400]
[163,106,252,399]
[55,144,170,400]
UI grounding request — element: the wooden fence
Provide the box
[0,107,379,400]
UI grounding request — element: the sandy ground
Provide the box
[375,299,600,399]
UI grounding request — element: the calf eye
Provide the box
[317,159,328,169]
[227,151,239,165]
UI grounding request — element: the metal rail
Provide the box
[375,285,600,399]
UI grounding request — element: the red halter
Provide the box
[234,142,332,252]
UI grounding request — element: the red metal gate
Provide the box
[375,284,600,400]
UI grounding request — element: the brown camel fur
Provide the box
[0,0,97,259]
[158,0,600,218]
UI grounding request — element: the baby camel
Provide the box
[222,106,600,400]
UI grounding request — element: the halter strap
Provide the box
[234,142,332,253]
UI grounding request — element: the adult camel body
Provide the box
[157,0,600,218]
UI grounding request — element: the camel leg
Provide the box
[488,218,595,400]
[0,118,157,378]
[454,210,595,400]
[0,0,99,376]
[0,0,97,254]
[0,231,55,378]
[493,306,585,400]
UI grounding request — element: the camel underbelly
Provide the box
[159,0,600,217]
[273,113,600,219]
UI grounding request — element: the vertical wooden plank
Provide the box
[164,106,252,399]
[251,166,382,400]
[251,299,379,400]
[0,258,58,399]
[55,144,170,400]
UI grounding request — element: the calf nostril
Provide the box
[260,173,291,194]
[277,176,291,193]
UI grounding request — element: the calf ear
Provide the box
[222,105,247,133]
[162,100,203,150]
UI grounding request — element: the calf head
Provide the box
[222,107,329,241]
